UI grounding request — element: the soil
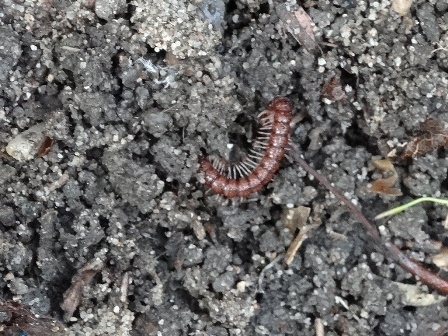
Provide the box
[1,0,448,335]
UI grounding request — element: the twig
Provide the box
[284,223,319,266]
[289,144,448,295]
[289,144,381,241]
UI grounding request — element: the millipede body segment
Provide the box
[199,97,293,198]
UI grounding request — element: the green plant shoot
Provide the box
[375,197,448,220]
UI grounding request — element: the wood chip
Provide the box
[60,258,104,321]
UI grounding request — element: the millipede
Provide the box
[199,96,293,199]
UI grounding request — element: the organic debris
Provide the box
[284,223,319,266]
[432,247,448,270]
[190,213,206,240]
[282,206,320,266]
[321,73,347,102]
[0,301,66,336]
[276,4,317,52]
[395,282,446,306]
[290,143,448,296]
[60,258,104,321]
[37,136,54,157]
[282,205,311,233]
[136,57,177,88]
[402,118,448,158]
[369,159,402,196]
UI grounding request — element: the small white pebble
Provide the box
[317,58,326,65]
[360,310,369,318]
[6,123,47,161]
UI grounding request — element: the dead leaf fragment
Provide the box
[370,176,402,196]
[369,159,402,196]
[276,4,317,52]
[402,118,448,158]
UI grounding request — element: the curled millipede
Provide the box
[199,96,293,199]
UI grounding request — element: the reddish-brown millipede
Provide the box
[199,96,293,198]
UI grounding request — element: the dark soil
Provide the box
[1,0,448,335]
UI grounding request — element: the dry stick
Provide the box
[289,144,448,295]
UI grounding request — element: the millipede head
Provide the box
[269,97,293,116]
